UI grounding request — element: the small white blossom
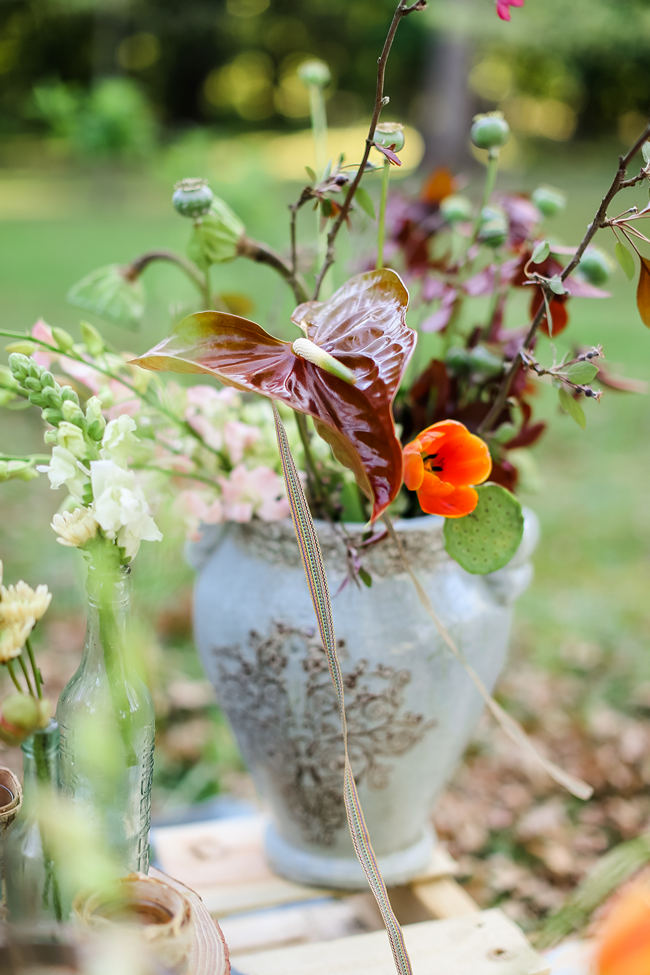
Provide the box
[100,415,139,464]
[39,445,88,500]
[90,460,162,559]
[0,619,34,664]
[0,581,52,625]
[51,507,99,548]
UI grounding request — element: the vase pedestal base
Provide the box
[263,820,437,890]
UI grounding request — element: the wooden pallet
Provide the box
[153,814,550,975]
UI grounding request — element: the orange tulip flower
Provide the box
[402,420,492,518]
[597,882,650,975]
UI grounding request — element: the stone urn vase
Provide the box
[188,512,538,889]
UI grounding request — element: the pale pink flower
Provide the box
[31,320,55,368]
[220,465,288,523]
[175,490,224,540]
[223,420,260,464]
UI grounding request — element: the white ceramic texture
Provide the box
[189,512,538,888]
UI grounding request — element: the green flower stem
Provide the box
[32,730,63,922]
[124,249,206,298]
[25,636,43,700]
[470,148,500,245]
[17,654,36,698]
[202,266,212,308]
[0,330,224,464]
[89,562,138,768]
[376,158,391,269]
[0,453,49,464]
[133,463,221,488]
[6,659,24,693]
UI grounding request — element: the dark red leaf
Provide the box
[133,270,415,522]
[530,291,570,337]
[636,255,650,327]
[374,143,402,166]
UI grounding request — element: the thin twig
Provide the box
[123,249,206,295]
[237,236,309,304]
[312,0,427,299]
[478,122,650,436]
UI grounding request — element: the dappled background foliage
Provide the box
[2,0,650,159]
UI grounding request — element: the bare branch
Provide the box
[478,122,650,437]
[311,0,426,299]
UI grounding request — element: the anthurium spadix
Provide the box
[132,269,415,521]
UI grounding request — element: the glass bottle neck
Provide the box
[82,558,131,677]
[20,721,59,805]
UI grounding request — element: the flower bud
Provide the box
[172,178,215,218]
[0,694,50,745]
[470,112,510,150]
[5,341,36,357]
[187,198,245,268]
[374,122,406,153]
[531,185,566,218]
[51,507,98,549]
[85,397,106,442]
[60,387,80,405]
[57,421,89,459]
[440,194,473,224]
[80,322,105,356]
[8,353,32,381]
[578,246,612,286]
[298,59,331,88]
[61,399,86,427]
[0,460,39,483]
[42,386,61,409]
[477,206,508,247]
[51,327,75,351]
[42,407,63,426]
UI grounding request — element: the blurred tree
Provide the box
[1,0,648,153]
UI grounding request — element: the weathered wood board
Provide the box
[232,910,551,975]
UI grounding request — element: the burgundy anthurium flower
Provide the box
[132,269,415,522]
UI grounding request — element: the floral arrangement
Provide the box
[0,560,52,746]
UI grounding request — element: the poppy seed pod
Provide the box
[374,122,405,152]
[470,112,510,150]
[532,185,566,217]
[298,59,331,88]
[578,246,613,286]
[440,194,473,224]
[172,178,215,218]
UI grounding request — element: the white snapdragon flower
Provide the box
[90,459,162,559]
[40,445,88,500]
[51,507,99,548]
[100,415,139,464]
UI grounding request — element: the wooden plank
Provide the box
[153,816,457,918]
[221,894,381,955]
[232,910,551,975]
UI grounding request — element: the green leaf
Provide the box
[549,274,566,295]
[531,240,550,264]
[354,186,376,220]
[614,241,635,281]
[358,567,373,588]
[558,385,586,428]
[443,483,524,575]
[565,361,598,384]
[68,264,145,329]
[305,166,317,183]
[642,141,650,165]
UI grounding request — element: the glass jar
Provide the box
[4,721,63,922]
[57,553,155,879]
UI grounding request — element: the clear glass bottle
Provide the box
[57,554,155,879]
[5,721,63,922]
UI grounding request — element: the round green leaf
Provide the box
[443,483,524,575]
